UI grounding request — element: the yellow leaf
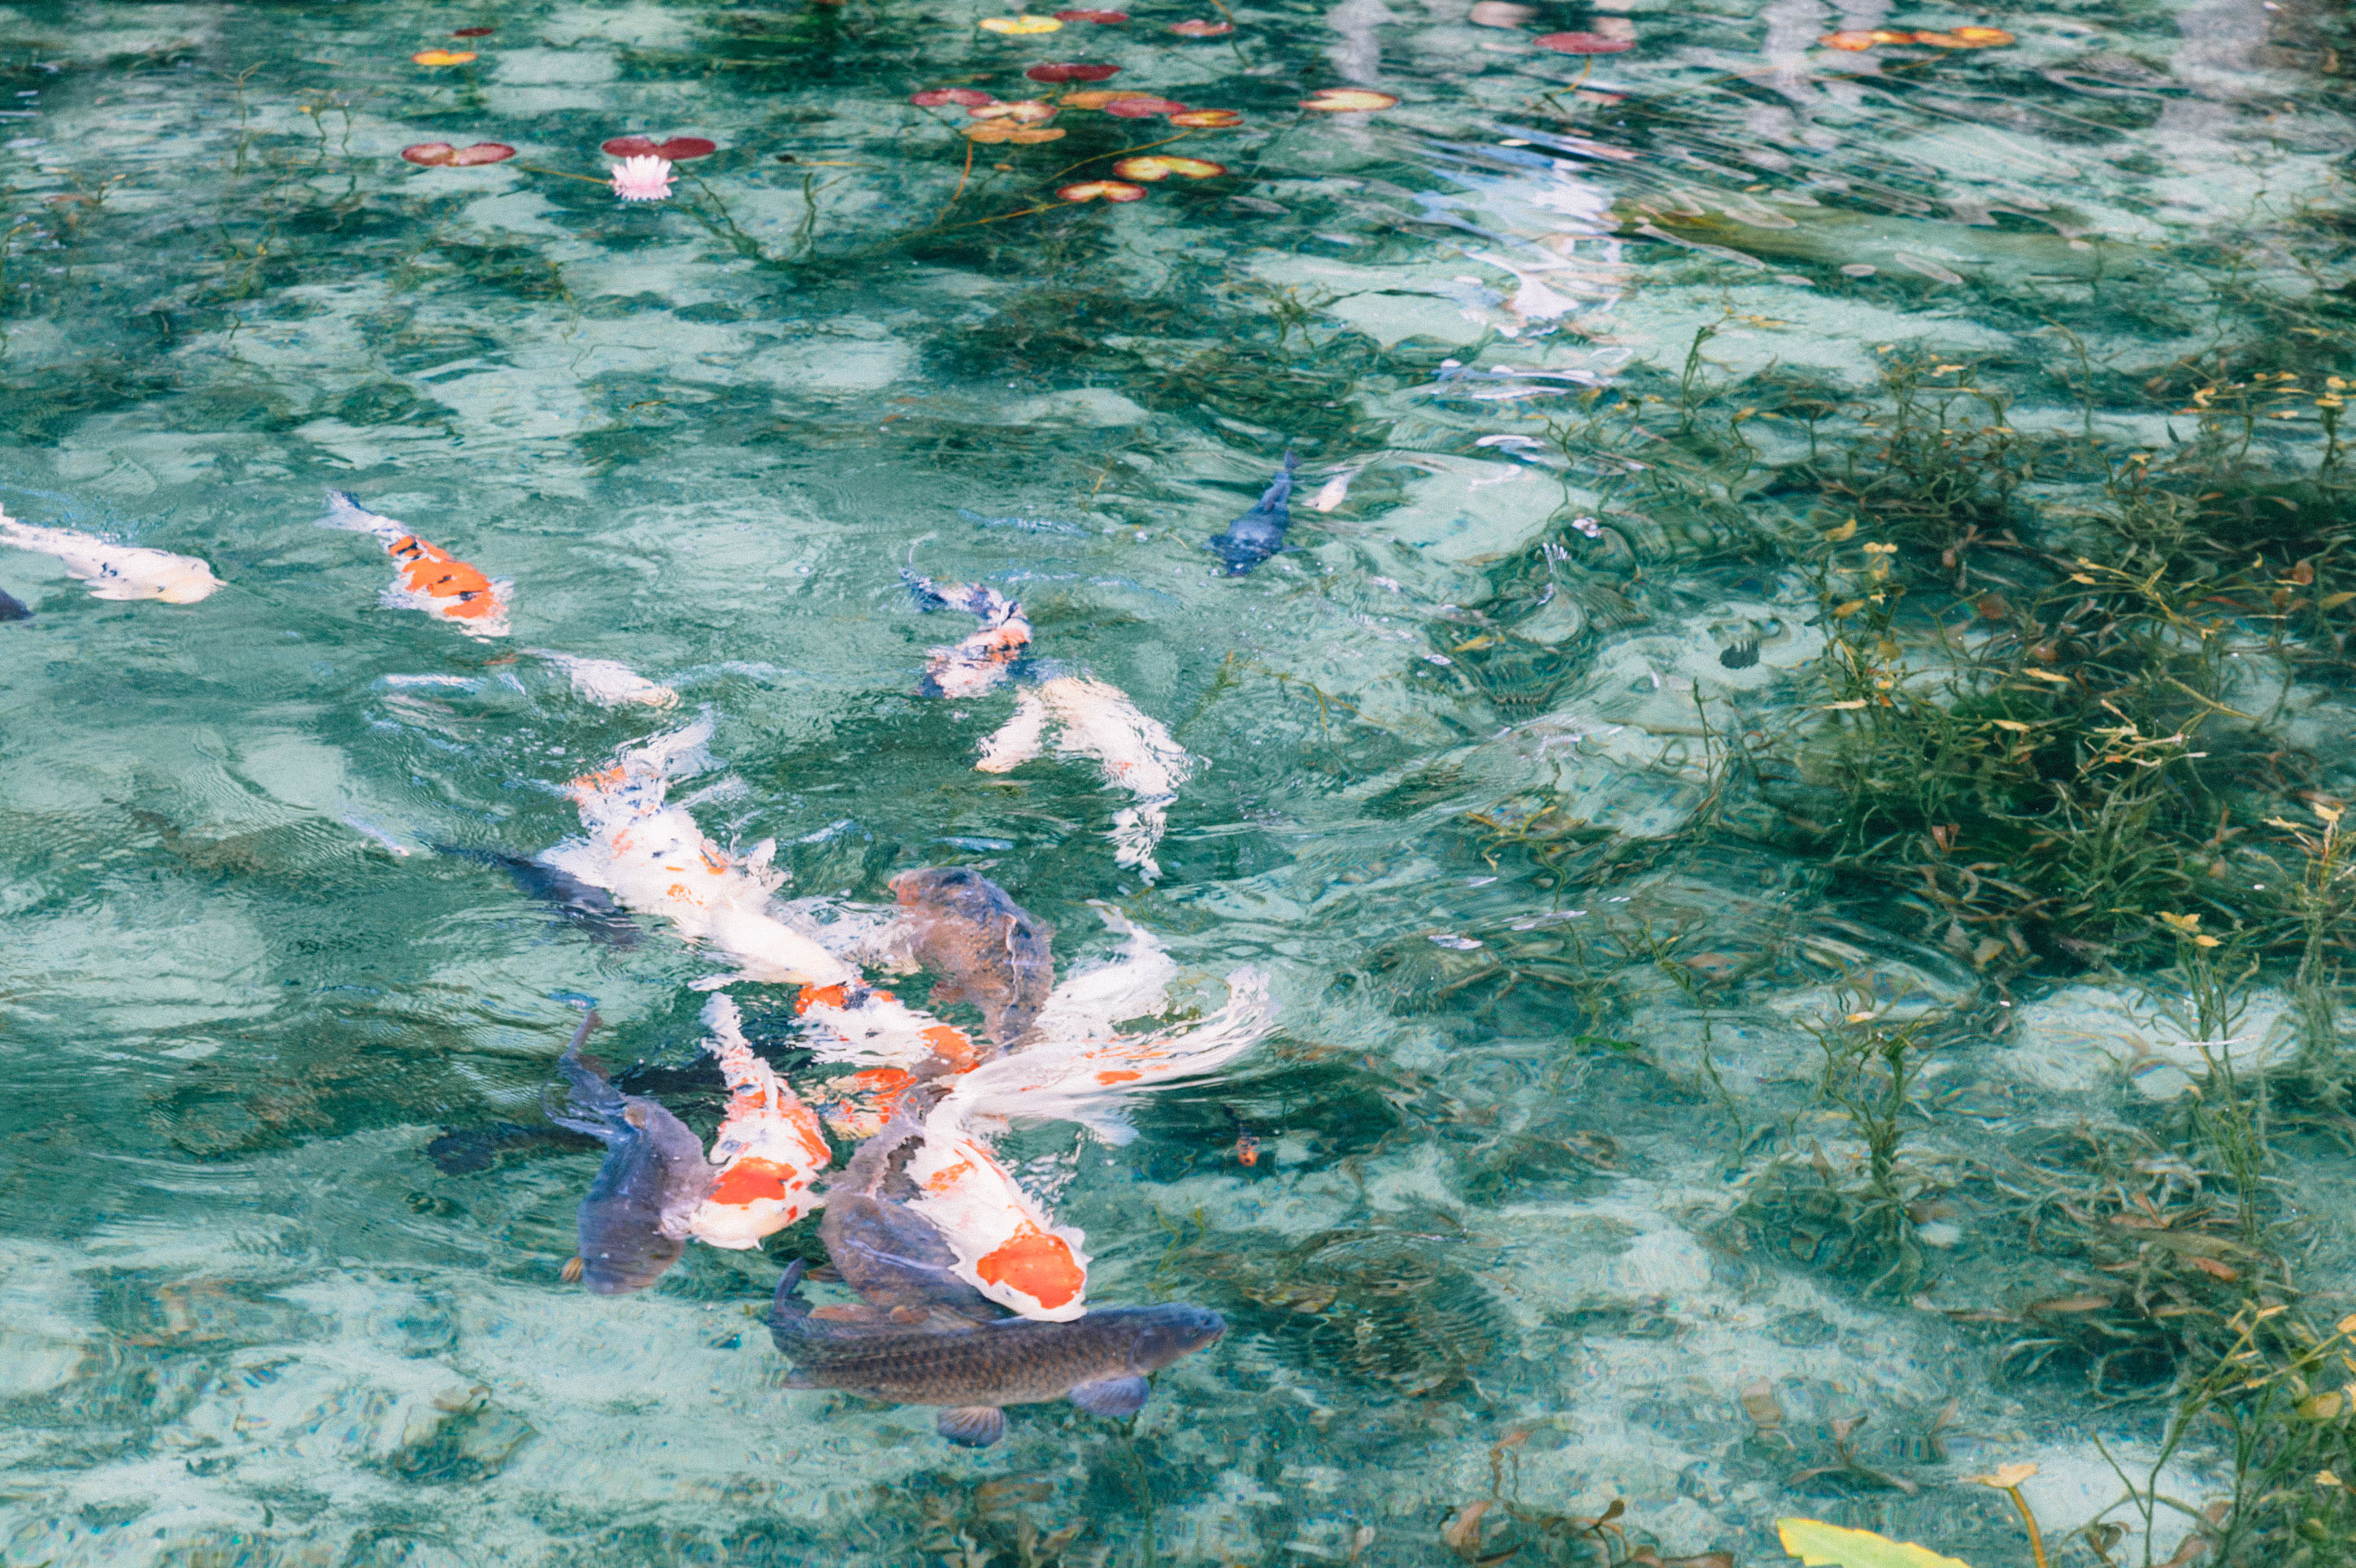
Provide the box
[411,48,478,64]
[1990,719,2032,733]
[2325,592,2356,610]
[2301,1392,2345,1421]
[2194,934,2220,948]
[2068,573,2097,584]
[2019,668,2072,684]
[1831,599,1867,619]
[979,13,1063,31]
[1823,700,1870,710]
[1823,519,1858,541]
[1966,1462,2038,1489]
[1776,1518,1975,1568]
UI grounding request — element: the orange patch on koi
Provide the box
[976,1223,1085,1310]
[708,1158,798,1205]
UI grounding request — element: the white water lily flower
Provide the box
[611,154,676,202]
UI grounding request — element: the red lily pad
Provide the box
[1168,18,1232,34]
[911,87,999,106]
[446,141,515,164]
[452,25,494,37]
[601,135,719,160]
[402,142,458,165]
[1104,94,1188,116]
[1168,107,1242,127]
[1054,8,1129,20]
[1534,31,1633,52]
[1027,61,1121,81]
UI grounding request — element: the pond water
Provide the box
[2,0,2355,1562]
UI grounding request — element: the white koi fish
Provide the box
[1024,904,1179,1046]
[976,675,1193,881]
[685,994,833,1249]
[0,514,223,603]
[941,968,1275,1145]
[541,715,853,987]
[792,979,982,1075]
[529,649,679,710]
[906,1107,1092,1323]
[318,491,511,638]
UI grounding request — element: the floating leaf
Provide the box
[1951,25,2013,45]
[1167,18,1232,35]
[1910,29,1968,46]
[452,25,494,36]
[1168,107,1243,127]
[411,49,478,65]
[966,121,1066,143]
[1028,61,1120,81]
[911,87,998,106]
[1008,126,1066,142]
[1113,154,1226,179]
[980,14,1064,32]
[1774,1519,1974,1568]
[1469,2,1535,25]
[1058,179,1148,202]
[1868,28,1915,42]
[1965,1463,2037,1489]
[1302,88,1398,111]
[447,141,515,165]
[1818,29,1876,48]
[402,142,458,165]
[1104,95,1189,117]
[1054,7,1129,17]
[970,98,1058,120]
[602,135,719,159]
[1533,31,1632,52]
[1058,89,1131,108]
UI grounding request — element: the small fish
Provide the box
[958,508,1089,537]
[973,675,1193,881]
[0,585,27,621]
[892,867,1054,1052]
[1718,637,1760,670]
[768,1259,1225,1448]
[319,491,511,637]
[423,1120,599,1175]
[433,844,643,948]
[0,513,224,604]
[1235,1131,1261,1166]
[902,568,1032,699]
[546,1011,715,1295]
[1307,468,1357,514]
[1204,450,1299,576]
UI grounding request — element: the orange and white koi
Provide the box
[685,994,832,1249]
[902,569,1032,699]
[319,491,511,637]
[1025,903,1177,1047]
[905,1109,1092,1322]
[0,513,223,603]
[976,675,1193,881]
[528,649,679,710]
[793,981,982,1076]
[810,1065,921,1140]
[941,968,1274,1145]
[541,716,854,987]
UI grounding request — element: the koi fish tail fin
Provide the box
[318,490,400,538]
[768,1258,812,1324]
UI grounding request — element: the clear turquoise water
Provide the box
[2,0,2354,1561]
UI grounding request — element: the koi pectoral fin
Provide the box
[1067,1376,1149,1418]
[937,1406,1006,1448]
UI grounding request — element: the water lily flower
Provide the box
[611,154,676,202]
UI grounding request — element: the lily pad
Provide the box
[1027,62,1120,81]
[1533,31,1632,52]
[452,25,494,37]
[1104,95,1188,117]
[966,122,1066,143]
[411,49,477,65]
[1168,19,1233,35]
[1952,25,2014,44]
[980,15,1065,33]
[1818,28,1875,48]
[1058,180,1148,202]
[1775,1520,1974,1568]
[1112,154,1227,180]
[911,87,998,106]
[602,135,719,159]
[1054,7,1129,19]
[1168,108,1243,127]
[969,98,1057,121]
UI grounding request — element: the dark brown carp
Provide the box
[547,1011,715,1295]
[891,867,1054,1051]
[767,1260,1224,1448]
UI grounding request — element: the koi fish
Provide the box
[976,675,1193,882]
[546,1012,715,1294]
[0,585,27,621]
[528,649,679,710]
[0,513,224,603]
[1307,467,1358,514]
[891,867,1054,1051]
[541,716,854,988]
[1234,1131,1261,1166]
[1025,903,1177,1046]
[319,491,511,637]
[794,981,982,1078]
[1204,450,1298,575]
[822,1115,1006,1323]
[905,1105,1092,1321]
[432,844,643,948]
[902,568,1032,698]
[768,1259,1225,1449]
[811,1066,921,1140]
[685,994,832,1249]
[939,968,1275,1145]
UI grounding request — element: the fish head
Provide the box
[892,866,977,907]
[157,565,226,604]
[1124,1304,1227,1371]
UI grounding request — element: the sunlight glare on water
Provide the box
[3,0,2356,1561]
